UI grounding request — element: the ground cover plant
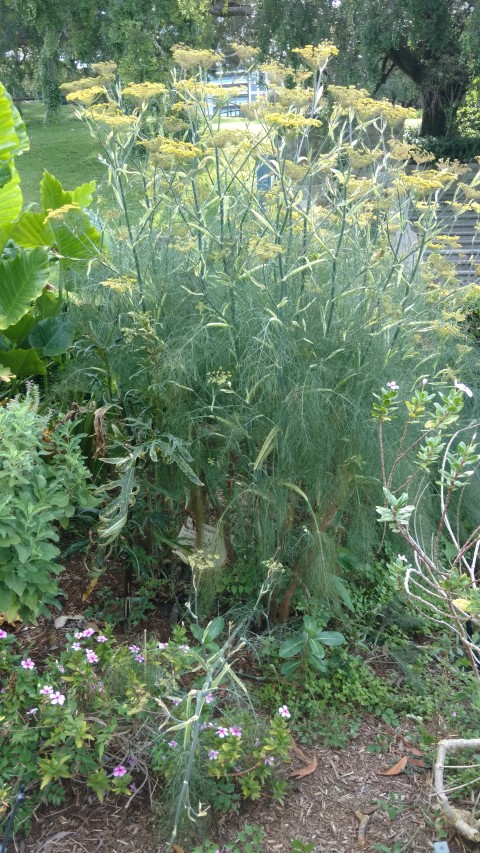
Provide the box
[2,38,480,851]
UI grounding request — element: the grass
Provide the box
[16,102,105,206]
[15,103,261,211]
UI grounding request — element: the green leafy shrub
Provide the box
[404,131,480,163]
[456,77,480,139]
[0,386,97,620]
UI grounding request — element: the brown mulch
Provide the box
[4,558,480,852]
[16,718,479,853]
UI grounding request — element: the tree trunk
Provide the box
[420,88,449,137]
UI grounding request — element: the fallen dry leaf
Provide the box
[408,757,427,769]
[172,845,185,853]
[289,753,318,778]
[82,577,100,602]
[378,755,408,776]
[290,738,310,763]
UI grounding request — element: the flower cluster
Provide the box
[292,42,339,70]
[172,45,222,70]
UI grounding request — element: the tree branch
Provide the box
[434,739,480,842]
[372,56,396,97]
[386,44,425,86]
[209,2,254,16]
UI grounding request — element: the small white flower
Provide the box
[386,381,399,391]
[454,380,473,398]
[398,555,408,563]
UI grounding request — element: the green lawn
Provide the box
[16,102,105,207]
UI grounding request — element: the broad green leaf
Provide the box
[71,180,96,207]
[12,212,54,248]
[0,247,50,329]
[203,616,225,643]
[279,635,305,659]
[303,615,318,635]
[0,347,46,377]
[4,574,26,597]
[314,631,345,647]
[307,653,327,674]
[331,575,354,611]
[40,172,96,213]
[29,315,73,356]
[307,637,326,659]
[280,658,300,676]
[0,165,22,227]
[0,162,11,190]
[0,83,29,161]
[3,312,38,346]
[40,171,72,212]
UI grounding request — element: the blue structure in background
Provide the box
[207,70,265,116]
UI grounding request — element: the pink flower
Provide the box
[208,749,219,760]
[96,635,108,643]
[39,685,54,696]
[129,645,140,653]
[113,765,127,777]
[27,707,38,715]
[71,642,81,651]
[278,705,291,719]
[0,630,8,639]
[216,727,229,738]
[85,649,98,663]
[134,654,144,663]
[455,380,473,398]
[74,631,83,639]
[229,726,242,738]
[264,755,275,766]
[171,697,181,706]
[168,740,177,748]
[50,692,65,706]
[21,659,35,670]
[82,628,95,638]
[205,692,214,704]
[130,783,137,792]
[157,642,168,650]
[56,663,65,674]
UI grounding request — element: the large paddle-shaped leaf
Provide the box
[0,84,28,226]
[0,248,50,330]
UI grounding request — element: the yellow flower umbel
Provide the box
[172,45,222,70]
[60,76,112,95]
[122,82,167,102]
[88,104,138,131]
[141,136,202,168]
[248,238,284,262]
[65,86,106,107]
[328,85,416,126]
[292,42,339,71]
[90,61,118,77]
[45,203,81,221]
[269,87,313,109]
[101,276,136,293]
[259,62,290,85]
[230,43,261,64]
[265,112,321,133]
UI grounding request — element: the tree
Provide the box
[341,0,479,136]
[253,0,480,137]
